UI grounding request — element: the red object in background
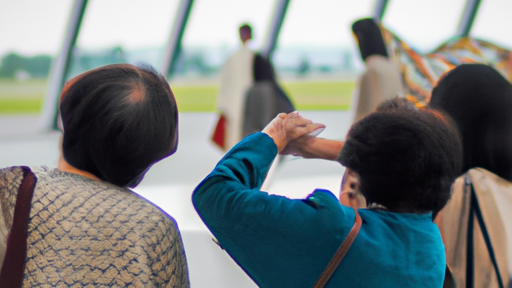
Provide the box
[211,114,226,150]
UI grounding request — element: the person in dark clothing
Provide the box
[243,54,295,137]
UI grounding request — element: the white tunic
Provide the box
[216,46,254,151]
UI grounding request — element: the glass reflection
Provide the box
[471,0,512,49]
[175,0,275,79]
[0,0,72,114]
[273,0,374,79]
[67,0,178,80]
[382,0,466,53]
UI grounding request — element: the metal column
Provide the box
[261,0,290,58]
[456,0,482,37]
[161,0,194,79]
[39,0,88,131]
[373,0,389,21]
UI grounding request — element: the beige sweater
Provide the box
[0,166,189,288]
[436,168,512,288]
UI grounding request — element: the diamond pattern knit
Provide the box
[0,166,189,288]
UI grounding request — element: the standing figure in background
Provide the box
[351,18,403,123]
[243,54,295,137]
[214,23,255,151]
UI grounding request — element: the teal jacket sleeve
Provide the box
[192,132,354,288]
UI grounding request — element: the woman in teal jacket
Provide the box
[193,98,462,287]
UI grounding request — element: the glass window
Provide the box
[0,0,72,114]
[176,0,275,79]
[274,0,374,78]
[67,0,178,79]
[382,0,466,52]
[271,0,373,111]
[471,0,512,49]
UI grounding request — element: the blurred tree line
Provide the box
[0,52,52,79]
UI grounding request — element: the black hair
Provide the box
[239,23,252,41]
[430,64,512,182]
[352,18,388,61]
[253,54,275,82]
[338,98,462,213]
[59,63,179,187]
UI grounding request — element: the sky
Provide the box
[1,0,512,58]
[0,0,73,56]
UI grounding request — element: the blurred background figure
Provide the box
[350,18,404,123]
[243,54,294,137]
[212,22,295,152]
[212,23,255,151]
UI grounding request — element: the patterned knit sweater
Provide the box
[0,166,189,288]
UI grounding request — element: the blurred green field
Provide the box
[0,79,355,114]
[0,79,46,114]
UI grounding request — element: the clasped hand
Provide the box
[262,111,325,155]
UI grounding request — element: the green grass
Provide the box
[283,81,355,110]
[173,80,355,112]
[0,98,43,113]
[172,85,218,112]
[0,79,47,114]
[0,79,355,114]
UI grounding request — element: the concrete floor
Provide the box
[0,110,353,287]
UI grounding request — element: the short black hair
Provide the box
[239,23,252,41]
[253,54,275,82]
[60,63,179,187]
[338,98,462,213]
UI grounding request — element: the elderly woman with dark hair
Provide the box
[193,98,462,288]
[0,64,189,287]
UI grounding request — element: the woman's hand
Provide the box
[262,112,325,153]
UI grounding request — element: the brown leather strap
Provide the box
[0,167,37,288]
[313,207,362,288]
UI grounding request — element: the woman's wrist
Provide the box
[302,138,344,160]
[262,129,286,152]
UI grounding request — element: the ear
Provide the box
[339,168,366,209]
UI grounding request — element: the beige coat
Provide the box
[352,55,404,123]
[436,168,512,288]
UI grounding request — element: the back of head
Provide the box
[239,23,252,44]
[430,64,512,181]
[338,98,462,213]
[352,18,388,61]
[253,54,275,82]
[60,63,179,187]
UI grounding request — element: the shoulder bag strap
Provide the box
[465,174,504,288]
[0,166,37,287]
[313,207,362,288]
[466,174,475,288]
